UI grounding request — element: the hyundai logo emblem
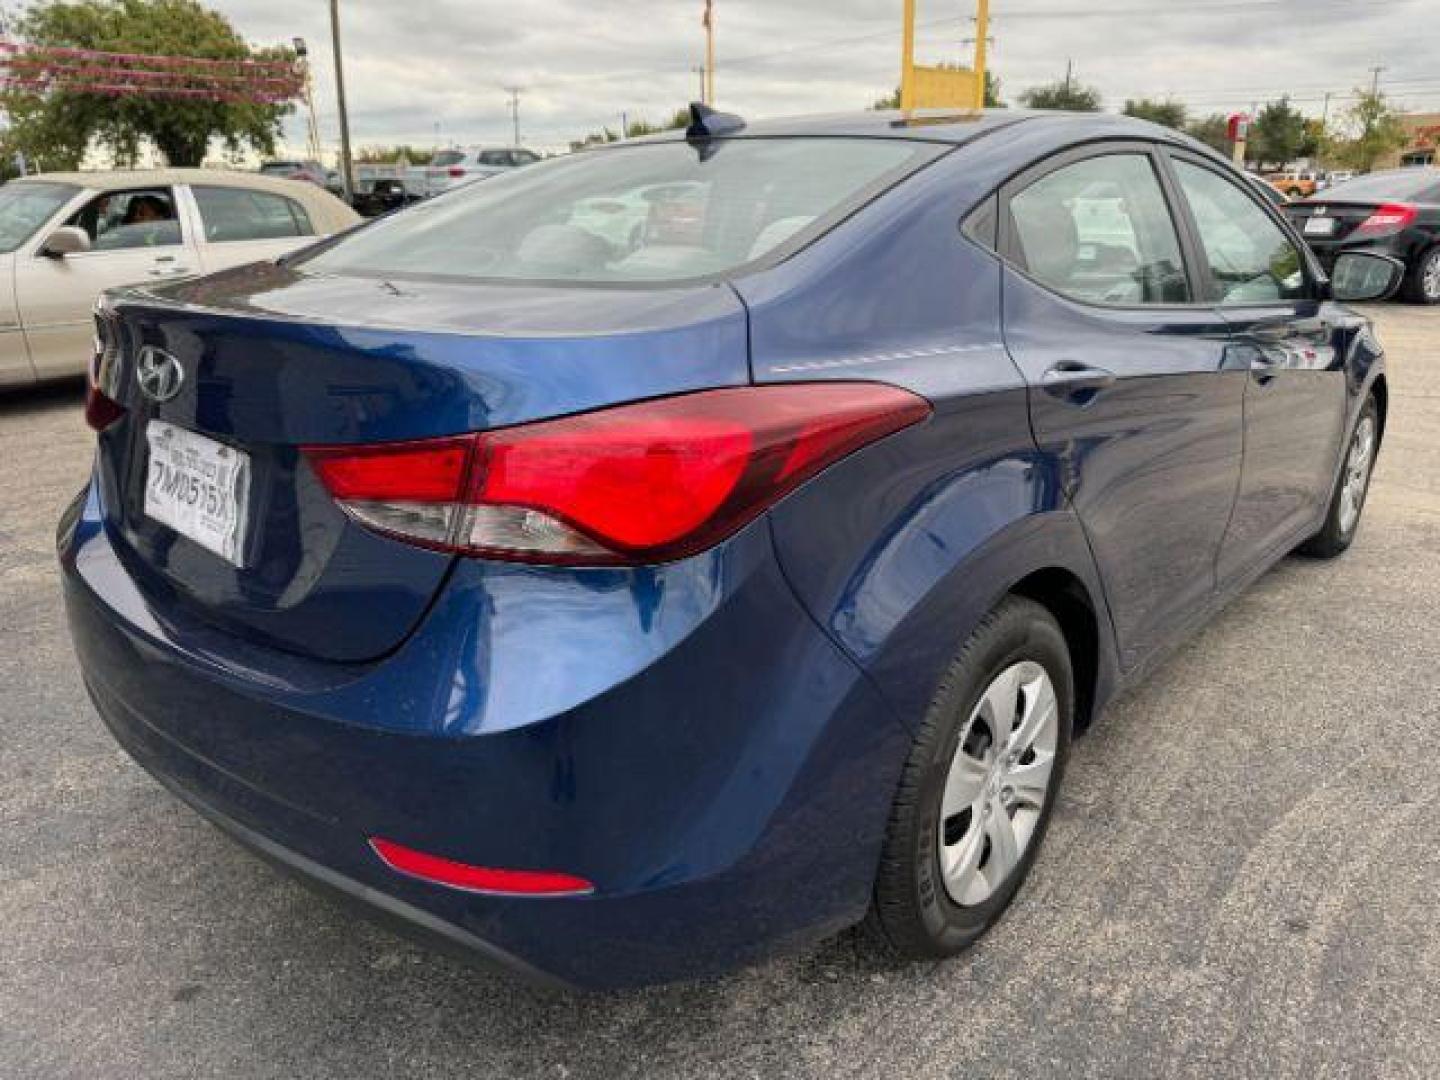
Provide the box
[135,346,184,403]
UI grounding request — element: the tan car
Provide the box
[0,168,359,388]
[1265,170,1321,199]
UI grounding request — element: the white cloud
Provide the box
[214,0,1440,156]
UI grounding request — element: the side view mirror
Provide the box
[1330,251,1405,303]
[40,226,92,258]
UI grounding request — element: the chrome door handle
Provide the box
[1041,363,1116,402]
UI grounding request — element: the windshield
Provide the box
[430,151,467,167]
[0,182,79,252]
[304,138,943,285]
[1320,169,1440,203]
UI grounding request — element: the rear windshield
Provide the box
[303,138,944,285]
[0,182,78,252]
[1321,169,1440,203]
[430,151,467,167]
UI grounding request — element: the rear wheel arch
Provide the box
[1008,568,1102,733]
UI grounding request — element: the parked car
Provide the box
[425,145,543,196]
[1324,170,1356,187]
[259,159,345,198]
[0,169,359,388]
[1265,169,1321,198]
[1287,166,1440,303]
[62,110,1400,990]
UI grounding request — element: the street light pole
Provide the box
[328,0,354,203]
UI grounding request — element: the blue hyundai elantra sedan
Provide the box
[60,107,1400,990]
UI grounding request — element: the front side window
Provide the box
[192,186,314,243]
[0,182,77,253]
[65,187,181,251]
[302,137,942,285]
[1009,153,1190,305]
[1173,160,1306,305]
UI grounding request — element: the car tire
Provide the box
[1298,394,1379,559]
[865,596,1073,960]
[1399,246,1440,305]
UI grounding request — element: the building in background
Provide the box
[1379,113,1440,168]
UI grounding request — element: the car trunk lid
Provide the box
[93,263,749,663]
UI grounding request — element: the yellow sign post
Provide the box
[900,0,989,111]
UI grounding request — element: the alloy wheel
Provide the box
[1338,414,1376,536]
[937,661,1059,908]
[1424,252,1440,301]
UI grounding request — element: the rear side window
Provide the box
[1172,161,1306,305]
[301,138,942,285]
[1009,153,1190,305]
[192,186,314,243]
[478,151,513,166]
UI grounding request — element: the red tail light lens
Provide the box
[305,383,930,565]
[448,166,467,178]
[84,321,125,432]
[370,838,593,896]
[1353,203,1417,237]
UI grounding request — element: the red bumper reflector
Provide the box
[369,838,594,897]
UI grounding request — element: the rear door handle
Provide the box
[1041,363,1116,402]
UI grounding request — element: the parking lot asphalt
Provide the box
[2,305,1437,1080]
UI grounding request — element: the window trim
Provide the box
[188,183,316,245]
[995,140,1210,313]
[1156,147,1323,307]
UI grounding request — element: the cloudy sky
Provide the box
[214,0,1439,155]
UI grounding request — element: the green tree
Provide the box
[1330,90,1410,172]
[570,109,689,152]
[1123,98,1187,130]
[1186,113,1233,155]
[356,145,430,165]
[2,0,297,168]
[871,69,1004,110]
[1247,96,1307,167]
[1019,78,1101,112]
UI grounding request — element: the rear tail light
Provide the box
[448,166,467,178]
[1353,203,1417,237]
[85,302,126,432]
[305,383,930,565]
[370,838,593,896]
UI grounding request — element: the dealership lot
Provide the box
[1,305,1437,1079]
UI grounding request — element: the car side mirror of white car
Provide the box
[1329,251,1405,303]
[40,226,93,258]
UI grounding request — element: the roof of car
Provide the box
[623,108,1201,151]
[11,167,360,232]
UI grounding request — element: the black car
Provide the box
[1288,167,1440,303]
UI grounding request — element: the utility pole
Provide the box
[504,86,522,146]
[694,66,707,102]
[702,0,716,104]
[972,0,990,109]
[1369,65,1385,96]
[328,0,354,203]
[292,38,324,163]
[1063,58,1073,98]
[620,111,628,140]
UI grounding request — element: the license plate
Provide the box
[1303,216,1336,237]
[144,422,251,567]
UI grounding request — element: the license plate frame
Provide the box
[1303,216,1337,237]
[143,421,251,567]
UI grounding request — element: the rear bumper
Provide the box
[59,480,908,989]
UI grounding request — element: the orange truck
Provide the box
[1265,170,1322,198]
